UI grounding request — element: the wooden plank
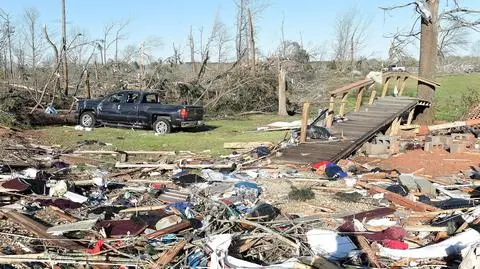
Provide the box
[0,210,84,251]
[330,78,374,95]
[399,77,408,96]
[356,182,439,212]
[407,108,415,125]
[156,238,189,267]
[368,84,377,105]
[146,220,191,240]
[354,86,365,112]
[300,102,310,143]
[356,235,382,268]
[381,77,390,97]
[326,96,335,128]
[339,92,349,117]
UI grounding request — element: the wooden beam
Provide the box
[399,76,408,96]
[407,108,415,125]
[356,235,382,268]
[156,238,189,267]
[300,102,311,143]
[381,77,390,97]
[329,78,374,95]
[356,182,439,212]
[0,210,84,251]
[147,220,191,240]
[354,86,365,112]
[339,92,348,117]
[368,84,377,105]
[326,96,335,128]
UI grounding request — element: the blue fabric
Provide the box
[325,163,347,179]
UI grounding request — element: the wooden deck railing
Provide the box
[298,72,440,143]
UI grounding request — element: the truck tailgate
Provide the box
[186,106,204,120]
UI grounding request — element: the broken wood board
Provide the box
[224,142,274,149]
[0,210,84,251]
[155,238,189,266]
[46,219,97,235]
[115,162,233,169]
[356,182,439,212]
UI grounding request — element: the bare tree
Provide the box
[332,7,370,72]
[212,13,231,64]
[247,8,255,70]
[0,9,14,78]
[23,7,44,74]
[188,25,196,73]
[61,0,68,95]
[235,0,248,61]
[381,0,480,123]
[43,25,61,94]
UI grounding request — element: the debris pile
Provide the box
[1,125,480,268]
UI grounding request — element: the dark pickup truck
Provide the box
[75,90,204,134]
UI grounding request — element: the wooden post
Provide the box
[326,95,335,128]
[299,102,310,143]
[339,92,348,117]
[354,86,364,112]
[368,84,376,105]
[381,77,390,97]
[395,76,401,94]
[399,76,408,96]
[389,117,400,136]
[407,108,415,125]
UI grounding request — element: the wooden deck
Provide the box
[276,96,419,164]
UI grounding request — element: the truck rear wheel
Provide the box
[79,112,96,128]
[153,118,171,134]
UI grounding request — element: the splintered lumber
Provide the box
[114,162,233,169]
[355,235,382,268]
[147,220,192,240]
[0,210,83,251]
[120,205,168,213]
[0,253,143,266]
[223,142,274,149]
[156,238,189,266]
[356,182,438,212]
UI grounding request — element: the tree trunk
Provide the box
[416,0,439,124]
[7,24,13,78]
[84,69,91,99]
[61,0,69,96]
[236,0,245,60]
[189,26,196,73]
[278,68,287,116]
[247,8,255,72]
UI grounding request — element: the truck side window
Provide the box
[108,93,125,103]
[125,92,140,103]
[143,94,158,103]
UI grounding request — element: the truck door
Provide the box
[117,92,141,124]
[98,92,126,122]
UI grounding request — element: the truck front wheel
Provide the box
[79,112,96,128]
[153,118,171,134]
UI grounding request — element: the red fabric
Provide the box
[383,226,407,240]
[382,239,408,250]
[311,161,331,170]
[87,240,104,254]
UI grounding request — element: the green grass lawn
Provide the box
[35,73,480,154]
[35,115,291,155]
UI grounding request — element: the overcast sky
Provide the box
[2,0,480,62]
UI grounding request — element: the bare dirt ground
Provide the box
[373,149,479,177]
